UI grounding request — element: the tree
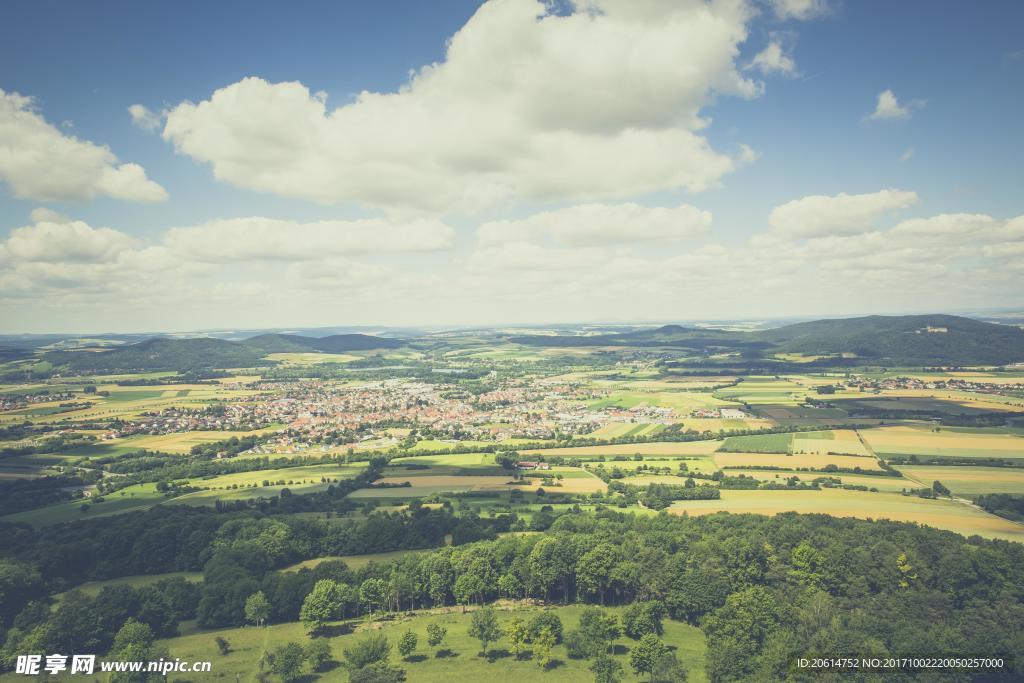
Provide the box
[469,606,501,656]
[360,578,391,615]
[528,612,563,644]
[397,630,418,660]
[650,651,688,682]
[533,625,556,669]
[269,642,306,683]
[897,552,917,589]
[630,633,669,679]
[214,636,230,655]
[245,591,270,628]
[590,653,624,683]
[622,601,664,639]
[577,607,620,656]
[349,662,407,683]
[933,480,951,496]
[301,580,344,634]
[426,623,447,653]
[504,618,529,659]
[344,633,391,671]
[305,638,332,672]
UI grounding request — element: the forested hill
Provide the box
[757,314,1024,365]
[243,333,404,354]
[43,338,271,373]
[512,315,1024,365]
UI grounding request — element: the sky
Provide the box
[1,0,1022,334]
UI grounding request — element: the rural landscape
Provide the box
[3,0,1024,681]
[1,314,1023,681]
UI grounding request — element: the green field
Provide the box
[281,548,437,572]
[171,463,368,505]
[156,604,708,683]
[54,571,203,602]
[1,482,167,527]
[717,432,794,453]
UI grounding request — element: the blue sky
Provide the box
[1,0,1022,333]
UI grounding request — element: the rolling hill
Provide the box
[43,338,271,373]
[243,333,404,354]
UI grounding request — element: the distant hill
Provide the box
[243,333,404,354]
[513,315,1024,365]
[755,314,1024,365]
[44,338,271,373]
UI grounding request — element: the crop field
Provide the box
[724,469,914,492]
[669,488,1024,542]
[895,465,1024,495]
[102,427,284,454]
[713,379,806,405]
[860,425,1024,460]
[717,432,794,453]
[522,440,723,458]
[792,429,871,456]
[389,453,501,470]
[349,469,606,499]
[586,457,718,475]
[2,482,167,527]
[154,604,708,683]
[588,390,730,414]
[713,451,883,471]
[588,422,667,439]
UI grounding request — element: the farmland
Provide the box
[3,317,1024,682]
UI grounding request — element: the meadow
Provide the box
[154,604,708,683]
[1,482,167,527]
[860,425,1024,460]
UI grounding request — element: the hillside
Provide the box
[243,333,404,354]
[43,338,271,373]
[758,314,1024,365]
[512,315,1024,365]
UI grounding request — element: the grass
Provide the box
[1,482,168,527]
[669,488,1024,542]
[281,549,436,572]
[895,465,1024,495]
[54,571,203,602]
[155,604,707,683]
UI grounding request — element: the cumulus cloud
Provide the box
[128,104,162,132]
[161,0,760,211]
[747,41,797,76]
[769,0,831,20]
[768,189,919,238]
[164,216,455,262]
[0,215,138,265]
[868,89,920,121]
[0,89,168,202]
[476,202,711,247]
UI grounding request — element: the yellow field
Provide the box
[349,471,606,498]
[861,425,1024,458]
[713,451,883,471]
[726,469,914,492]
[524,440,722,457]
[669,488,1024,542]
[265,352,359,365]
[895,465,1024,495]
[586,457,718,474]
[102,426,283,454]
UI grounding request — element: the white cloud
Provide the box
[768,189,919,238]
[476,202,711,247]
[900,147,914,161]
[0,89,168,202]
[769,0,831,20]
[747,41,797,76]
[0,215,138,265]
[868,89,919,121]
[164,216,455,262]
[161,0,760,212]
[128,104,162,132]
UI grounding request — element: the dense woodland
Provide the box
[2,503,1022,681]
